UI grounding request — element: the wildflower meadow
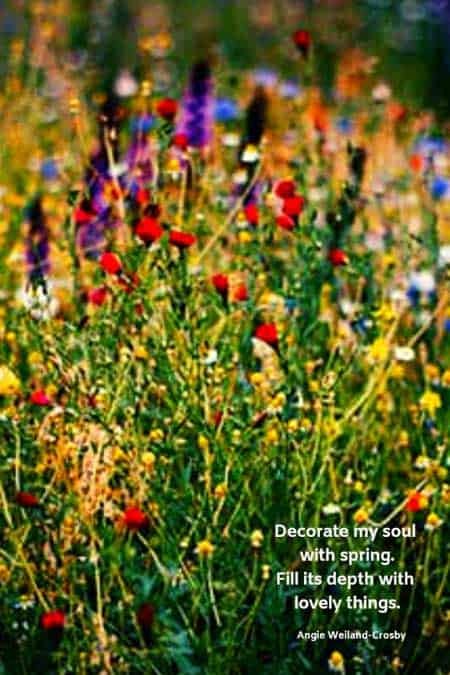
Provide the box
[0,1,449,673]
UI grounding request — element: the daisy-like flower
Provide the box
[328,650,345,673]
[394,346,415,362]
[425,512,443,531]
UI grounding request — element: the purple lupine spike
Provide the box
[25,196,50,282]
[74,196,111,260]
[175,61,214,149]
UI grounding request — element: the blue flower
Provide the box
[130,114,155,134]
[406,285,420,306]
[214,97,239,122]
[431,176,449,200]
[41,158,58,181]
[284,298,298,313]
[252,68,278,88]
[279,81,300,99]
[336,117,353,134]
[415,136,447,157]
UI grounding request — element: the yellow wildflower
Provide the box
[195,539,215,558]
[149,428,164,443]
[214,483,227,499]
[238,230,253,245]
[250,529,264,548]
[368,337,390,362]
[134,344,149,360]
[419,390,441,416]
[425,364,440,381]
[328,650,345,672]
[442,369,450,387]
[198,435,209,451]
[425,512,443,531]
[141,451,156,471]
[261,564,271,580]
[353,507,369,524]
[0,366,21,396]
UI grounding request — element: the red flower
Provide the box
[40,610,66,631]
[282,195,305,218]
[123,506,149,531]
[156,98,178,121]
[88,286,108,306]
[30,389,52,406]
[212,273,229,297]
[292,29,311,56]
[135,217,164,244]
[136,602,155,629]
[100,251,122,275]
[169,230,196,249]
[410,154,424,173]
[244,204,259,225]
[212,410,223,427]
[135,188,151,205]
[274,179,296,199]
[254,323,278,348]
[232,283,248,302]
[173,133,188,150]
[16,491,39,508]
[328,248,348,266]
[74,207,94,224]
[405,491,426,513]
[276,213,295,231]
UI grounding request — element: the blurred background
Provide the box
[1,0,450,117]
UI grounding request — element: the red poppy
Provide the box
[135,188,151,205]
[254,323,278,348]
[292,29,311,57]
[173,133,188,150]
[16,491,39,508]
[276,213,295,231]
[388,102,407,123]
[410,154,424,173]
[135,217,164,244]
[282,195,305,218]
[274,179,296,199]
[169,230,196,249]
[123,506,149,531]
[212,273,229,296]
[232,283,249,302]
[136,602,155,629]
[244,204,259,225]
[100,252,122,275]
[156,98,178,121]
[405,491,426,513]
[88,286,108,306]
[30,389,52,406]
[328,248,348,266]
[74,207,94,225]
[212,410,223,427]
[40,610,66,631]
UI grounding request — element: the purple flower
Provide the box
[175,61,214,149]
